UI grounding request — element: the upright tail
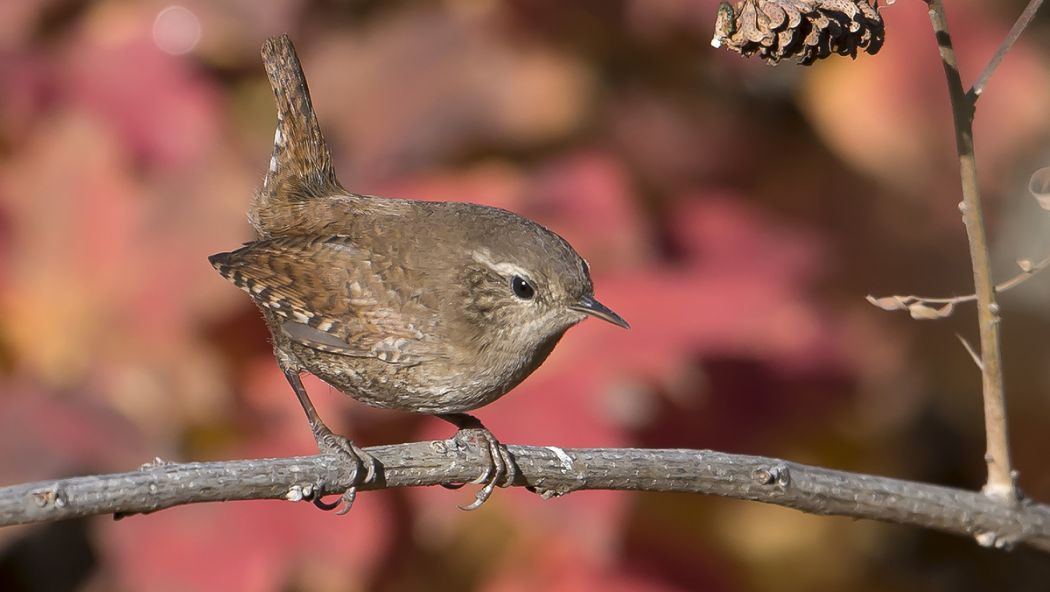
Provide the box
[250,34,343,236]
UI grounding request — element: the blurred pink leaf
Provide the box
[61,35,221,171]
[306,4,593,183]
[99,494,388,592]
[0,390,141,484]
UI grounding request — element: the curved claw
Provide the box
[313,495,342,512]
[311,487,358,514]
[452,427,517,511]
[310,429,377,515]
[334,488,357,516]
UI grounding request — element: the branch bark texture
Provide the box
[2,442,1048,552]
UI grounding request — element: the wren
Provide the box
[209,35,627,511]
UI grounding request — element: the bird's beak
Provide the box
[571,296,629,329]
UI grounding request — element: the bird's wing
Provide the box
[209,236,435,364]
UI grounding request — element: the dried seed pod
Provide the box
[712,0,884,65]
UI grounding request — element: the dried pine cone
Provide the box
[713,0,884,65]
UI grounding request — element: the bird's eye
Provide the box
[511,275,535,300]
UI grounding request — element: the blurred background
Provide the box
[2,0,1050,590]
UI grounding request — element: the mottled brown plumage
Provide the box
[210,35,626,511]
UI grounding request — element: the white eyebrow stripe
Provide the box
[471,249,530,279]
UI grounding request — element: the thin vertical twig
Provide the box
[969,0,1046,99]
[926,0,1017,502]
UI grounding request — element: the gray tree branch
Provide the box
[2,440,1048,552]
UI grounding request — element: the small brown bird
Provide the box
[210,35,627,511]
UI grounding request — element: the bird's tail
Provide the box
[250,34,343,237]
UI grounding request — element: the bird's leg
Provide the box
[437,413,518,510]
[282,368,377,514]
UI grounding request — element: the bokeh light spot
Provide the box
[152,5,201,56]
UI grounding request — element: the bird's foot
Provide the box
[445,421,517,511]
[309,427,378,515]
